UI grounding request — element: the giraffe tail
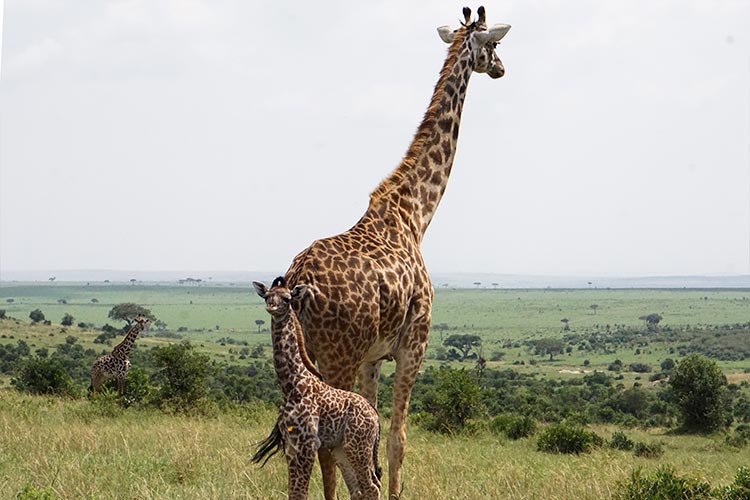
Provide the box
[373,418,383,482]
[251,419,284,467]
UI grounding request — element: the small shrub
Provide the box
[613,466,713,500]
[633,441,664,458]
[11,357,76,397]
[506,416,537,439]
[61,313,74,326]
[489,414,514,435]
[537,423,600,454]
[717,466,750,500]
[609,431,635,451]
[725,425,750,449]
[16,484,60,500]
[629,363,652,373]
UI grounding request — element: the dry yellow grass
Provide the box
[0,391,746,499]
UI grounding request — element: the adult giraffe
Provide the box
[280,7,510,499]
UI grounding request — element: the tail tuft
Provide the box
[251,421,284,467]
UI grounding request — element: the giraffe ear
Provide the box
[252,281,268,299]
[290,284,308,301]
[475,23,511,45]
[437,25,454,44]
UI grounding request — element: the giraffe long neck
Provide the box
[271,311,320,400]
[112,323,141,359]
[369,27,474,242]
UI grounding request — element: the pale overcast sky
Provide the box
[1,0,749,278]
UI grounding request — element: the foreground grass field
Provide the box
[0,391,746,500]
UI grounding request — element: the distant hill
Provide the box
[2,269,749,289]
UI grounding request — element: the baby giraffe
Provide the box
[90,315,149,397]
[253,277,382,500]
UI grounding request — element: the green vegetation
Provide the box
[670,354,731,432]
[1,284,749,498]
[536,423,602,454]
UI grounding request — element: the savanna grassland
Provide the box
[1,391,748,500]
[1,283,749,499]
[2,284,750,376]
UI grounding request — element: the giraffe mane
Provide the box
[288,308,324,381]
[370,25,469,201]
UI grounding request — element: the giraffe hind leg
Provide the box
[90,370,104,394]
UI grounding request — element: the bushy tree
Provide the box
[669,354,729,432]
[29,309,45,323]
[108,303,155,322]
[533,338,565,361]
[419,368,483,434]
[11,357,76,396]
[443,334,482,361]
[61,313,75,326]
[151,342,213,411]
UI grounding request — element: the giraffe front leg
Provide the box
[318,365,357,500]
[117,378,124,398]
[286,439,316,500]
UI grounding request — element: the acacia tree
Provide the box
[443,334,482,361]
[255,319,265,333]
[108,303,155,323]
[533,338,565,361]
[669,354,729,432]
[639,313,663,331]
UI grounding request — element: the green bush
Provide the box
[633,441,664,458]
[536,423,601,454]
[717,466,750,500]
[669,354,729,432]
[29,309,45,324]
[489,413,514,435]
[609,431,635,451]
[11,357,76,397]
[151,342,213,412]
[506,416,537,439]
[613,466,713,500]
[489,414,537,439]
[16,484,60,500]
[417,367,484,434]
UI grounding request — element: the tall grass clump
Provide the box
[536,422,602,454]
[614,466,714,500]
[717,466,750,500]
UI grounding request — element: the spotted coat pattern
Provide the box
[254,279,381,500]
[278,7,508,499]
[90,315,149,397]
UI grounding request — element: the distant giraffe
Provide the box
[252,277,381,500]
[90,315,149,397]
[257,6,510,499]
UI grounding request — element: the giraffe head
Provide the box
[253,277,308,318]
[128,315,150,330]
[437,6,510,79]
